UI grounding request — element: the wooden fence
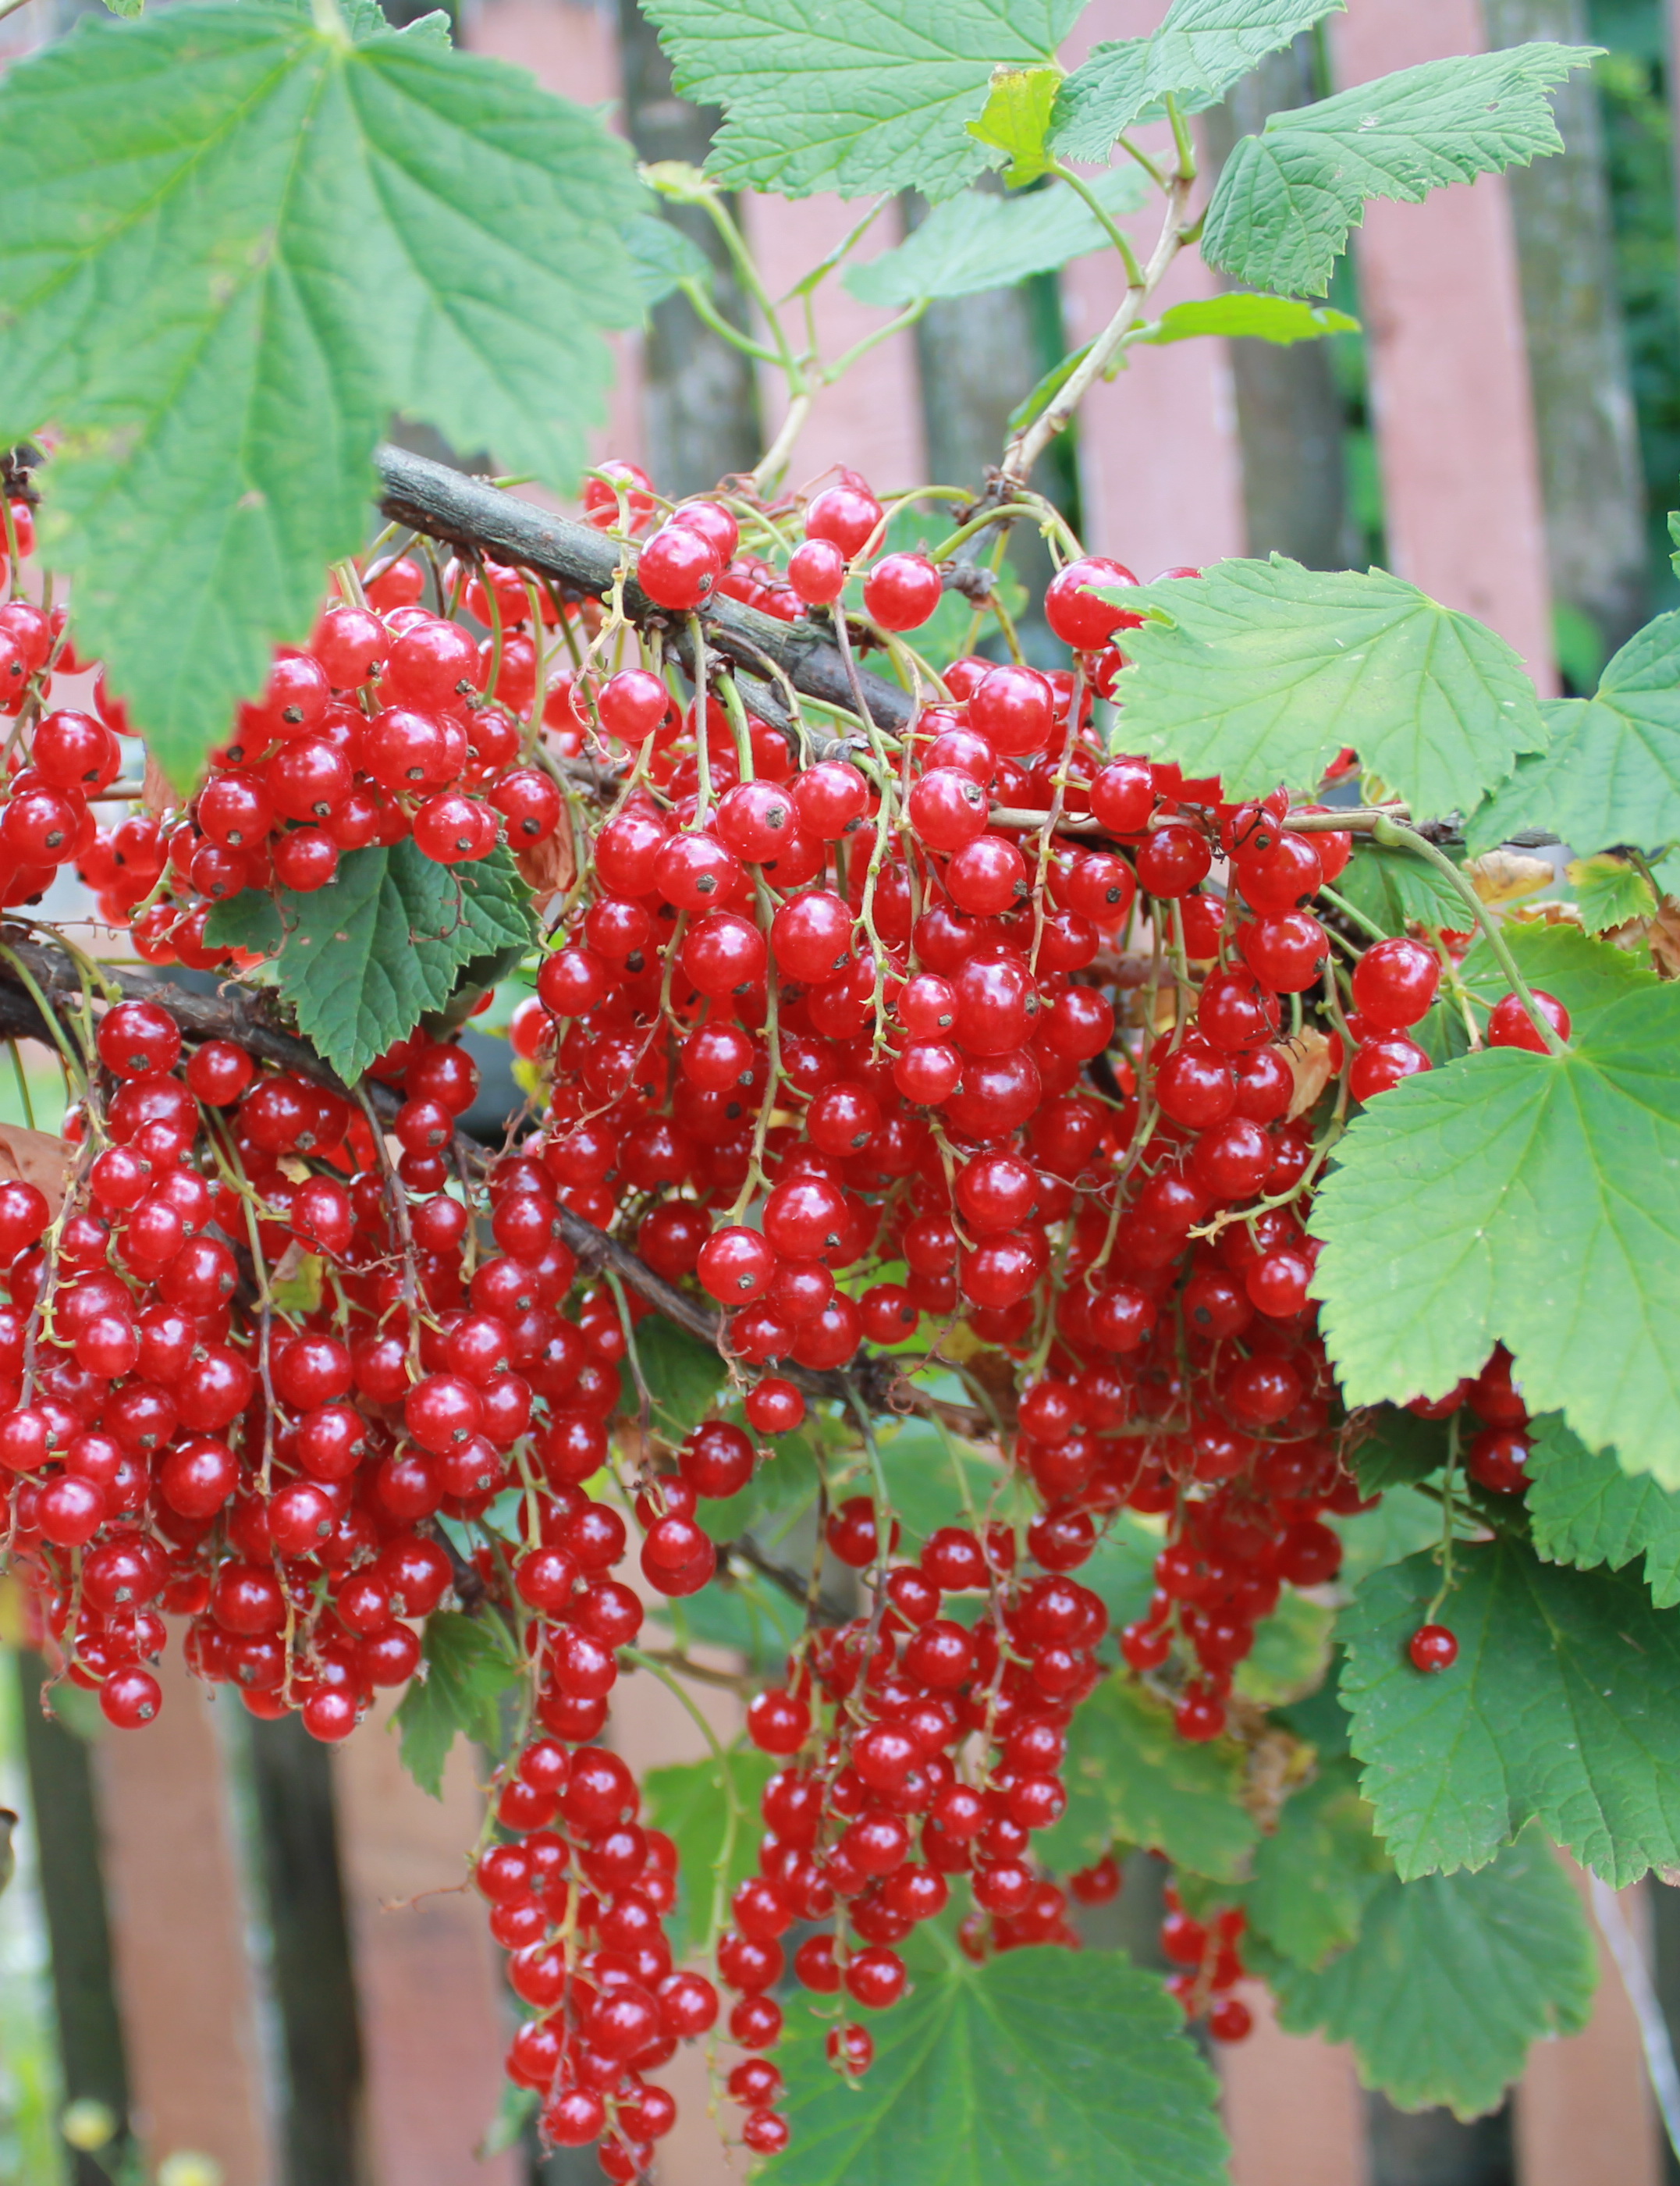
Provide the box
[2,0,1678,2181]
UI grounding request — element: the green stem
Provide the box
[622,1648,741,1950]
[1317,882,1391,945]
[1049,160,1145,286]
[677,279,785,367]
[820,300,929,386]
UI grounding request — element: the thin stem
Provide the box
[1317,882,1391,946]
[621,1648,741,1951]
[1114,133,1168,188]
[1048,161,1144,285]
[678,279,785,367]
[819,300,929,386]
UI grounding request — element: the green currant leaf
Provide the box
[643,0,1085,201]
[1050,0,1344,165]
[665,1565,804,1672]
[1334,1484,1444,1588]
[1466,610,1680,858]
[866,1418,1018,1545]
[1131,294,1359,346]
[1568,855,1657,935]
[1330,840,1470,937]
[623,210,714,304]
[1347,1405,1450,1495]
[1234,1589,1334,1706]
[1338,1539,1680,1882]
[764,1939,1228,2186]
[0,0,645,785]
[1201,44,1597,297]
[695,1428,822,1547]
[392,1610,517,1799]
[625,1315,726,1440]
[206,842,535,1082]
[844,168,1147,310]
[1309,967,1680,1482]
[1527,1415,1680,1608]
[1036,1673,1259,1881]
[965,64,1064,187]
[1256,1835,1595,2117]
[1241,1756,1391,1970]
[642,1746,773,1956]
[1109,558,1547,819]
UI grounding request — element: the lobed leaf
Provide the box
[1526,1415,1680,1608]
[844,167,1147,309]
[629,1315,726,1441]
[965,64,1064,187]
[643,0,1085,201]
[1332,840,1471,937]
[1242,1755,1391,1970]
[1036,1673,1259,1880]
[1311,932,1680,1479]
[763,1939,1229,2186]
[1109,557,1548,819]
[1259,1835,1595,2117]
[0,0,645,784]
[207,842,535,1082]
[1051,0,1344,165]
[1568,855,1657,935]
[392,1610,517,1798]
[1337,1541,1680,1882]
[1467,610,1680,857]
[642,1746,773,1955]
[1201,43,1598,297]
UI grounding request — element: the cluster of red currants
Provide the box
[71,553,568,966]
[1161,1887,1253,2042]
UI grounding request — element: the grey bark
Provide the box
[14,1652,133,2186]
[614,0,762,496]
[1203,41,1355,569]
[1483,0,1648,653]
[1366,2094,1515,2186]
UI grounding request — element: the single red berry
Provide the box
[1409,1623,1459,1672]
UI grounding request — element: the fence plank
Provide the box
[1058,0,1246,579]
[332,1698,519,2186]
[1513,1873,1661,2186]
[1220,1981,1371,2186]
[742,197,928,495]
[1328,0,1557,689]
[93,1650,274,2186]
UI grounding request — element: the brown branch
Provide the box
[375,443,914,745]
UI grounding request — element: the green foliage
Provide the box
[1468,613,1680,857]
[1346,1406,1447,1494]
[1244,1757,1391,1970]
[645,0,1084,201]
[1110,558,1547,818]
[642,1746,773,1955]
[870,1418,1014,1543]
[1132,296,1359,347]
[1455,918,1660,1021]
[1527,1413,1680,1607]
[1570,855,1657,933]
[1234,1590,1334,1705]
[695,1427,821,1544]
[665,1563,803,1669]
[1311,954,1680,1480]
[623,211,714,304]
[965,64,1064,186]
[1038,1674,1259,1881]
[392,1610,517,1798]
[845,169,1146,308]
[1334,1484,1447,1587]
[1260,1836,1596,2117]
[207,842,534,1082]
[630,1315,726,1440]
[1338,1540,1680,1883]
[1051,0,1344,165]
[1333,841,1469,937]
[764,1939,1229,2186]
[0,0,644,785]
[1202,44,1597,297]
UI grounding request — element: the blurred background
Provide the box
[2,0,1680,2183]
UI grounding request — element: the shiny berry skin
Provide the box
[1409,1623,1459,1672]
[1351,937,1441,1031]
[1135,821,1213,898]
[1467,1424,1532,1495]
[1348,1036,1432,1102]
[788,537,847,604]
[863,553,941,631]
[805,477,883,558]
[1238,911,1328,993]
[638,524,722,610]
[1486,987,1570,1052]
[745,1377,804,1434]
[97,1000,181,1082]
[598,666,671,743]
[1043,556,1141,650]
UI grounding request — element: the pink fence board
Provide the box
[94,1650,273,2186]
[1330,0,1557,688]
[1219,1982,1369,2186]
